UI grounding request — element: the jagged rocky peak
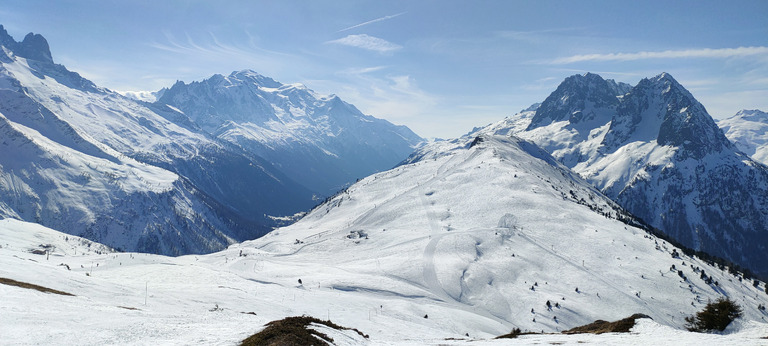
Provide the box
[0,24,15,47]
[605,72,731,157]
[527,72,623,130]
[0,25,53,64]
[606,78,633,96]
[18,32,53,64]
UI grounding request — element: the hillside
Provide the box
[2,135,767,344]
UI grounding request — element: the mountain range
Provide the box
[483,72,768,279]
[0,25,420,255]
[155,70,422,196]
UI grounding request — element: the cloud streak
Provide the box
[337,12,406,32]
[549,46,768,64]
[327,34,402,53]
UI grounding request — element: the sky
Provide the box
[1,0,767,138]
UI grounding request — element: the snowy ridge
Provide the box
[2,135,767,344]
[486,73,768,279]
[0,104,242,254]
[0,26,317,255]
[157,70,423,195]
[718,109,768,165]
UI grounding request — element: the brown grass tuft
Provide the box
[0,277,74,296]
[240,315,368,346]
[563,313,650,334]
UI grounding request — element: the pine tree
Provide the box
[684,297,742,332]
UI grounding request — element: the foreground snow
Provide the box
[2,219,766,345]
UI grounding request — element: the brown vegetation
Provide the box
[0,277,74,296]
[563,313,650,334]
[240,315,368,346]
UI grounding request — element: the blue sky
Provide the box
[2,0,767,138]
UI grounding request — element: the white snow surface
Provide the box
[718,109,768,165]
[3,135,767,345]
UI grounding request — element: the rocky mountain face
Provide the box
[156,70,423,195]
[486,72,768,278]
[0,25,319,254]
[718,109,768,165]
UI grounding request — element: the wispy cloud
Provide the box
[150,30,294,59]
[495,27,588,43]
[549,46,768,64]
[337,12,406,32]
[341,66,388,75]
[327,34,402,53]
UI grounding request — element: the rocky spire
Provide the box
[0,24,53,64]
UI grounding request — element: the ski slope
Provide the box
[2,135,767,345]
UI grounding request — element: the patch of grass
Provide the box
[240,315,368,346]
[496,327,544,339]
[563,313,650,334]
[0,277,74,296]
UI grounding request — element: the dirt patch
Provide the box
[563,313,651,334]
[0,277,74,296]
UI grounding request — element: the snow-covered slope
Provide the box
[718,109,768,165]
[487,73,768,279]
[2,135,767,344]
[0,25,317,254]
[156,70,423,195]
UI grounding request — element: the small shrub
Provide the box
[497,327,522,339]
[685,297,743,332]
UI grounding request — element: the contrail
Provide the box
[337,12,407,33]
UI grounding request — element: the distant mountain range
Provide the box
[156,70,422,195]
[0,25,421,255]
[483,72,768,279]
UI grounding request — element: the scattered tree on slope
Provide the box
[685,297,743,332]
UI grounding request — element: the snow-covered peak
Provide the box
[527,73,623,130]
[730,109,768,123]
[719,109,768,165]
[604,72,730,158]
[227,69,283,89]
